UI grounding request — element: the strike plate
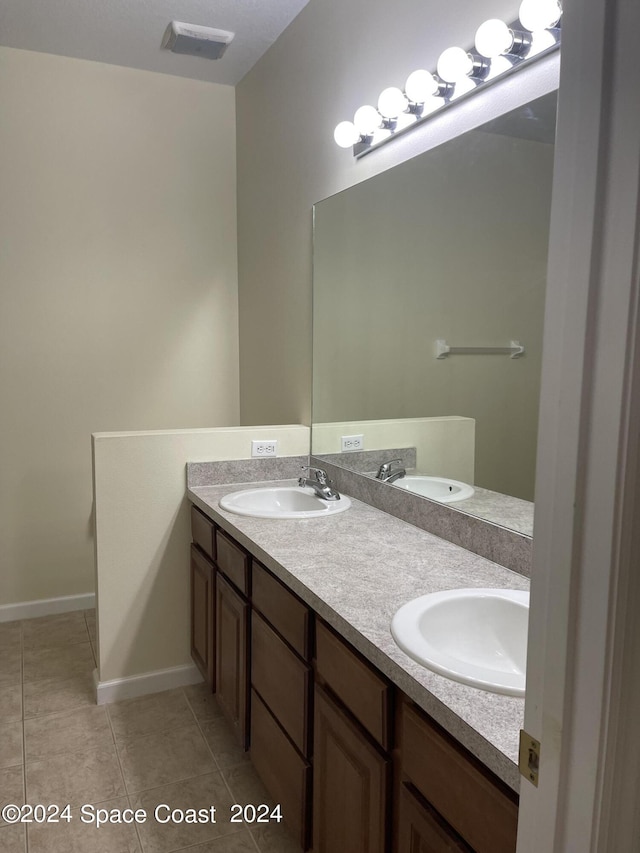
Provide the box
[519,730,540,787]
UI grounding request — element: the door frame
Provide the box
[517,0,640,849]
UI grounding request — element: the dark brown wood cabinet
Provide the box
[215,572,250,747]
[249,560,313,849]
[313,683,390,853]
[190,544,215,687]
[188,504,519,853]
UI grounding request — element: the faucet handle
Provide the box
[377,458,403,476]
[300,465,329,484]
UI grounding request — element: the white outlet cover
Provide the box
[251,440,277,457]
[341,434,364,452]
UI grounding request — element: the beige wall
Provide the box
[312,417,475,483]
[93,426,309,686]
[236,0,560,426]
[0,47,239,606]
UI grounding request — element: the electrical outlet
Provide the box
[341,434,364,452]
[251,440,277,457]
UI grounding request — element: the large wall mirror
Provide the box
[311,92,557,537]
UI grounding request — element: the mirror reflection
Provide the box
[312,92,557,536]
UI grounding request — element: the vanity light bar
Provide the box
[333,0,562,158]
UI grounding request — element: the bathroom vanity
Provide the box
[188,480,527,853]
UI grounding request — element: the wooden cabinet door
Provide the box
[215,572,250,748]
[396,783,472,853]
[190,545,215,687]
[313,684,390,853]
[251,689,312,850]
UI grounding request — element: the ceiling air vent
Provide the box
[162,22,234,60]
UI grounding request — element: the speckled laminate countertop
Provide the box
[188,480,528,792]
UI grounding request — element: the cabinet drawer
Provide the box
[399,701,518,853]
[191,505,216,561]
[252,561,311,659]
[315,619,392,749]
[250,689,311,850]
[215,530,250,595]
[251,611,310,755]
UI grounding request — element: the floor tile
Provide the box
[22,612,89,651]
[107,689,194,742]
[173,832,258,852]
[23,672,95,719]
[0,684,22,722]
[249,823,301,853]
[26,744,125,808]
[23,643,94,682]
[0,823,27,853]
[0,720,23,769]
[221,764,274,809]
[131,773,237,853]
[0,617,297,852]
[183,684,220,723]
[25,706,113,760]
[0,622,22,651]
[200,717,251,771]
[26,797,141,853]
[85,612,97,645]
[117,724,217,793]
[222,770,301,850]
[0,766,25,828]
[0,649,21,687]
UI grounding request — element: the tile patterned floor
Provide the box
[0,612,299,853]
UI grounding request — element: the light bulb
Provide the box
[475,19,514,57]
[437,47,473,83]
[485,55,513,80]
[405,70,439,103]
[449,77,477,99]
[333,121,359,148]
[519,0,562,31]
[353,105,381,135]
[421,95,445,116]
[377,87,408,119]
[526,29,557,57]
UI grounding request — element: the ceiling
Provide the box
[0,0,311,86]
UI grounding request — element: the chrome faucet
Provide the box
[375,458,406,484]
[298,466,341,501]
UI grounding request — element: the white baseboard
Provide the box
[0,592,95,623]
[94,663,204,705]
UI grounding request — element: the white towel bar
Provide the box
[435,340,525,359]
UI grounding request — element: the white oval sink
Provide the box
[392,475,474,503]
[219,486,351,519]
[391,588,529,696]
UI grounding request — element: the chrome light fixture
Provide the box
[333,1,561,157]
